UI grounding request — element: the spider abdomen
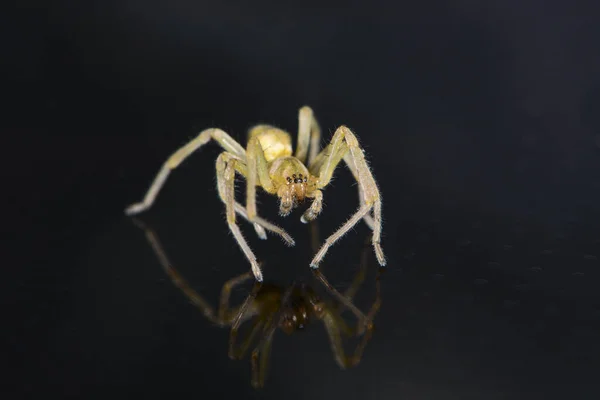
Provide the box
[248,125,293,162]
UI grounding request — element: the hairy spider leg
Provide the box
[125,128,293,244]
[308,133,375,229]
[308,126,386,269]
[245,134,277,222]
[295,106,322,165]
[216,152,264,281]
[131,218,219,323]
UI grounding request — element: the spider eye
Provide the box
[286,177,292,184]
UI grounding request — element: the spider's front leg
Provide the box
[124,128,291,244]
[245,136,277,222]
[216,152,264,281]
[308,126,386,269]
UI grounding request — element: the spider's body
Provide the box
[249,125,317,214]
[125,106,386,281]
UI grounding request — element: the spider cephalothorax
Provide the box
[125,106,386,281]
[278,173,320,219]
[272,161,314,216]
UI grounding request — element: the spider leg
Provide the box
[219,158,293,244]
[294,106,322,165]
[309,126,386,269]
[216,152,264,281]
[343,153,376,230]
[124,128,290,244]
[245,136,277,223]
[208,153,294,246]
[234,204,295,246]
[125,128,246,216]
[309,136,375,229]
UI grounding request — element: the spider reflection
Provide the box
[133,219,383,388]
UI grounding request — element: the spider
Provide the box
[133,218,382,388]
[125,106,386,281]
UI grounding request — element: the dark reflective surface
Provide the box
[7,1,600,399]
[132,218,382,389]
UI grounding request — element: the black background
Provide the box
[6,0,600,398]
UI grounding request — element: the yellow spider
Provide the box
[125,106,386,281]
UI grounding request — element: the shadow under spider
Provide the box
[132,218,384,389]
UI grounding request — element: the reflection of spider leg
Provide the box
[125,128,246,216]
[250,326,274,389]
[331,234,372,316]
[366,268,383,322]
[218,272,254,322]
[229,317,266,361]
[132,218,219,323]
[295,106,322,165]
[309,221,370,317]
[228,281,263,359]
[322,309,373,369]
[313,270,368,335]
[322,268,382,370]
[250,286,294,389]
[308,126,386,268]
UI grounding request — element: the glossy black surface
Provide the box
[7,1,600,399]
